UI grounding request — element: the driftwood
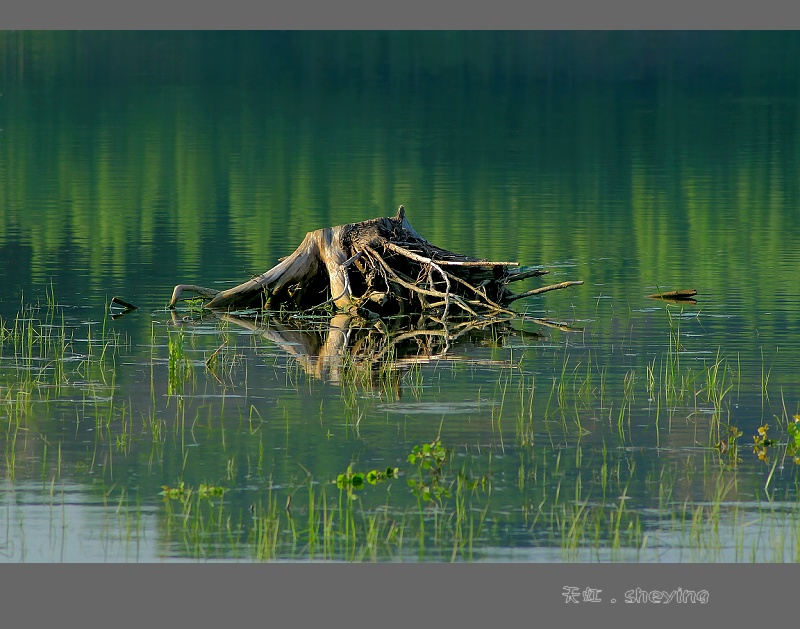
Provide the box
[109,296,138,320]
[169,207,583,319]
[647,289,698,305]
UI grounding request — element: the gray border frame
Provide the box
[3,4,800,624]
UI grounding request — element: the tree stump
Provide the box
[169,206,583,319]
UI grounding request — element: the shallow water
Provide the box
[1,32,799,562]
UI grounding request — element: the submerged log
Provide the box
[169,207,583,319]
[647,289,698,305]
[647,289,697,300]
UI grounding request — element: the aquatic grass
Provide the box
[160,479,235,560]
[246,440,499,561]
[514,374,536,447]
[252,484,283,561]
[657,307,700,408]
[489,370,510,450]
[167,328,193,395]
[0,301,130,491]
[4,292,800,563]
[576,351,596,401]
[146,415,798,562]
[544,470,645,561]
[760,346,774,406]
[616,370,636,439]
[702,349,736,443]
[4,418,21,481]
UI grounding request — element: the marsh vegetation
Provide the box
[1,291,799,562]
[1,31,799,562]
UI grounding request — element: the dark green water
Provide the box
[1,31,800,561]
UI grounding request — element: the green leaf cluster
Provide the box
[407,439,450,503]
[335,465,400,492]
[786,416,800,464]
[715,425,743,466]
[159,481,226,501]
[407,439,447,473]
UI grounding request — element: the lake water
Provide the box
[1,31,799,562]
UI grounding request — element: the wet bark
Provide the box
[169,206,583,319]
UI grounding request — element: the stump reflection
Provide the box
[171,310,576,395]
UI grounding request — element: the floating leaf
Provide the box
[159,481,189,499]
[198,484,225,498]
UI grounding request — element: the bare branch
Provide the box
[506,281,585,302]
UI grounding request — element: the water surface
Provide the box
[1,32,799,562]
